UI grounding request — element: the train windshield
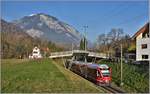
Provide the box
[101,70,110,77]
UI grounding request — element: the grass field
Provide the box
[1,59,103,93]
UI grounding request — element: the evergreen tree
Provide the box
[80,39,84,50]
[80,37,88,50]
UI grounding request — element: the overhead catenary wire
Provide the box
[99,3,126,20]
[116,12,147,26]
[98,2,147,27]
[99,3,133,24]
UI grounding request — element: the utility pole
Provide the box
[120,44,123,86]
[83,25,88,51]
[83,25,88,79]
[72,43,74,51]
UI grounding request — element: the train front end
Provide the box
[96,64,111,86]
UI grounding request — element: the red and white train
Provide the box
[65,53,112,86]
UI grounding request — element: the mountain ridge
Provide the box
[13,13,81,45]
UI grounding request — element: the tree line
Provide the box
[1,31,64,59]
[95,28,135,60]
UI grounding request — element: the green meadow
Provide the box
[1,59,103,93]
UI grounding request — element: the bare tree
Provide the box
[97,33,106,45]
[96,28,125,59]
[107,28,124,47]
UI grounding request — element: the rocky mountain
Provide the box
[13,13,81,45]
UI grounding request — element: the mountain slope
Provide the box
[13,13,81,45]
[1,19,34,43]
[1,19,35,58]
[1,19,64,58]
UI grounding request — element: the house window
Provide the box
[141,44,147,49]
[142,55,149,59]
[142,31,149,38]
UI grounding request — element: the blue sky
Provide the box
[1,0,149,42]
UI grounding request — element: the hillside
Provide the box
[1,19,64,59]
[1,59,104,93]
[1,19,34,58]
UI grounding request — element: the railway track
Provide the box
[98,85,125,93]
[68,66,125,93]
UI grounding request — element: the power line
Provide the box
[116,12,147,26]
[99,2,147,26]
[100,3,133,23]
[100,3,125,20]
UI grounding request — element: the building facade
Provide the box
[29,46,42,59]
[133,23,150,61]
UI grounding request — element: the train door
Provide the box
[96,69,104,84]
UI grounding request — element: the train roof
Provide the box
[99,64,109,69]
[87,64,109,69]
[87,64,98,69]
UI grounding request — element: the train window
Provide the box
[101,70,110,77]
[102,73,110,77]
[97,71,100,77]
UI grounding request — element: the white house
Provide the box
[133,23,150,61]
[29,46,42,59]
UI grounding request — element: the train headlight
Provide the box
[105,80,108,83]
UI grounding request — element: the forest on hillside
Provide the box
[1,19,64,59]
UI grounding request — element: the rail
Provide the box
[99,86,125,93]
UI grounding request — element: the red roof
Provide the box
[132,23,149,39]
